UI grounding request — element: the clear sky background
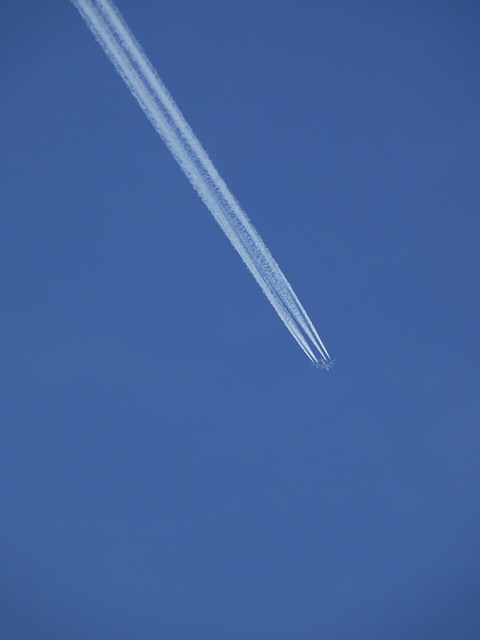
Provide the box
[2,1,480,638]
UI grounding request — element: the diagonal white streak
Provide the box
[72,0,331,364]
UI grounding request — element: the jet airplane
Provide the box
[314,358,335,371]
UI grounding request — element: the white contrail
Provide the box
[72,0,331,365]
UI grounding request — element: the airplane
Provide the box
[313,358,335,371]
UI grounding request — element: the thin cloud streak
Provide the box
[72,0,331,364]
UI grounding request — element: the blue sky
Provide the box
[2,1,480,638]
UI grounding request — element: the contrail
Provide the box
[72,0,332,365]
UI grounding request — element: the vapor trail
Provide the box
[72,0,331,365]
